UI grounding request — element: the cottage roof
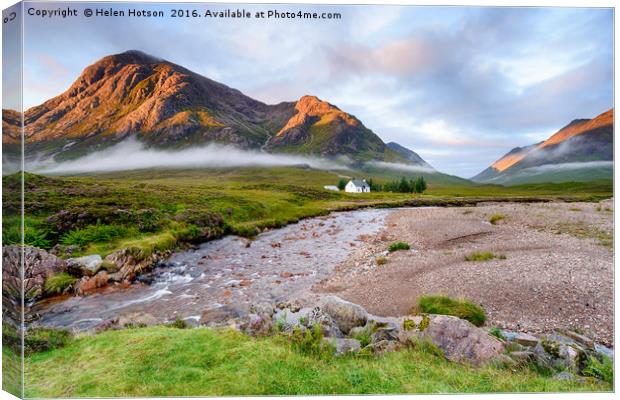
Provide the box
[349,179,369,188]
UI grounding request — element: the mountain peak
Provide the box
[103,50,163,65]
[274,95,358,137]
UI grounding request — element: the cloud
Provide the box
[33,138,346,174]
[366,161,435,174]
[519,160,613,174]
[19,5,613,178]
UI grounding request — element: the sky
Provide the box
[8,2,615,177]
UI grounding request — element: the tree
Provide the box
[368,178,381,192]
[414,176,427,193]
[398,177,411,193]
[337,178,348,191]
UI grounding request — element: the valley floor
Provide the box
[317,200,614,345]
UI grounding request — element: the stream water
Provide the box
[34,209,391,331]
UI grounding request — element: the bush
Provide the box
[489,214,505,225]
[352,328,372,348]
[464,251,505,262]
[166,319,190,329]
[583,355,613,384]
[376,257,388,265]
[416,295,486,327]
[3,223,52,249]
[24,328,71,354]
[290,324,333,358]
[388,242,410,252]
[44,273,78,295]
[60,224,133,247]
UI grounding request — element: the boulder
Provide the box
[321,296,367,334]
[200,305,247,327]
[240,313,273,336]
[513,332,539,347]
[76,271,109,295]
[561,330,595,350]
[371,327,399,344]
[106,248,166,283]
[67,254,102,276]
[3,245,67,303]
[420,315,504,366]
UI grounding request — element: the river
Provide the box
[33,209,391,331]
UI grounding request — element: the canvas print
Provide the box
[1,1,614,398]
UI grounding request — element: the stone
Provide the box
[369,339,403,356]
[513,332,539,347]
[420,315,505,366]
[200,305,247,327]
[321,296,367,334]
[240,313,273,336]
[507,351,536,366]
[249,302,275,317]
[76,271,109,295]
[371,327,399,344]
[561,330,595,350]
[67,254,103,276]
[3,245,67,303]
[327,338,361,355]
[117,312,158,328]
[105,248,166,283]
[553,371,586,383]
[558,344,581,372]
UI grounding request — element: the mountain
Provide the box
[472,109,613,185]
[265,95,407,162]
[385,142,432,168]
[2,50,420,167]
[6,50,296,160]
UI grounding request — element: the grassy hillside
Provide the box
[3,167,612,259]
[22,327,610,397]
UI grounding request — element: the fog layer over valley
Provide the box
[30,138,349,174]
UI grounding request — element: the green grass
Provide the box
[489,327,505,341]
[23,327,609,397]
[43,272,78,295]
[464,252,506,262]
[583,355,614,384]
[2,169,612,261]
[388,242,410,252]
[416,296,487,327]
[489,214,506,225]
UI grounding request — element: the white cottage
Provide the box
[345,179,371,193]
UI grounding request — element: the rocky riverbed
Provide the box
[24,200,614,350]
[315,200,614,345]
[30,209,390,330]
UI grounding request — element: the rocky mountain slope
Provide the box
[2,50,419,167]
[386,142,433,168]
[473,109,613,184]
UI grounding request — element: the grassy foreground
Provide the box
[22,327,610,397]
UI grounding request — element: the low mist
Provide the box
[517,160,613,176]
[366,161,435,174]
[34,138,346,174]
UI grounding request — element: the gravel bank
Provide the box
[315,200,614,345]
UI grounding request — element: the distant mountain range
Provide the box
[472,109,613,185]
[2,50,613,186]
[1,50,421,168]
